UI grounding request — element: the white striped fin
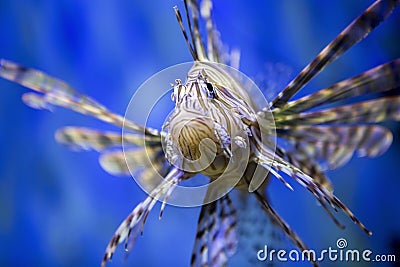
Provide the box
[101,168,184,267]
[191,194,238,267]
[276,96,400,126]
[0,59,160,136]
[279,59,400,114]
[270,0,400,108]
[277,125,393,170]
[55,126,160,152]
[253,142,371,237]
[99,147,164,176]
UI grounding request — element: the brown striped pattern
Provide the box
[191,195,237,267]
[279,59,400,114]
[276,96,400,126]
[101,168,184,267]
[55,126,160,152]
[99,148,163,175]
[0,59,160,136]
[277,125,392,170]
[174,6,198,60]
[274,145,333,191]
[252,141,372,234]
[175,0,234,64]
[166,65,253,176]
[270,0,400,108]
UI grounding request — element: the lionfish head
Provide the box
[163,63,252,178]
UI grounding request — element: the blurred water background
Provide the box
[0,1,399,266]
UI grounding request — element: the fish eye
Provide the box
[205,82,215,99]
[206,82,213,92]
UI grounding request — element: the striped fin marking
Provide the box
[276,96,400,126]
[277,125,393,170]
[191,195,237,267]
[55,126,161,152]
[270,0,400,109]
[278,59,400,114]
[101,168,184,267]
[253,145,371,236]
[0,59,103,108]
[99,151,169,194]
[274,145,333,191]
[0,59,160,136]
[176,0,229,64]
[99,147,164,176]
[186,0,208,61]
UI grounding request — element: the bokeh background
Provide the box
[0,1,399,266]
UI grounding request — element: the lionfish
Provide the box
[1,0,399,266]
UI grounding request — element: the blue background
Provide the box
[0,1,399,266]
